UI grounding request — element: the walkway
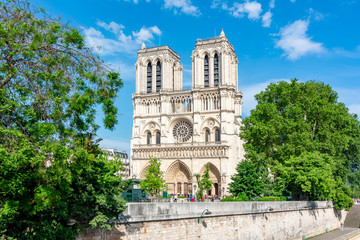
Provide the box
[310,203,360,240]
[309,228,360,240]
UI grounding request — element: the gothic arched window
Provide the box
[147,62,152,93]
[215,129,220,142]
[156,61,161,92]
[156,131,161,144]
[205,129,210,143]
[214,53,219,86]
[204,55,209,87]
[147,132,152,145]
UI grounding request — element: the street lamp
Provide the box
[262,207,274,217]
[198,209,212,223]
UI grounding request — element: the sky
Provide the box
[33,0,360,154]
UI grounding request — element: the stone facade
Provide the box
[131,31,244,196]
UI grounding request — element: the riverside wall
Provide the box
[76,201,347,240]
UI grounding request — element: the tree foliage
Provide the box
[201,163,213,192]
[140,157,168,195]
[194,164,213,200]
[275,152,335,200]
[0,0,126,238]
[241,79,360,210]
[229,160,264,199]
[195,174,204,201]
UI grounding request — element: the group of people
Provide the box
[170,193,220,202]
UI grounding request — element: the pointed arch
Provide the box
[200,162,221,183]
[165,160,192,182]
[147,62,152,93]
[139,164,150,179]
[214,53,219,86]
[204,54,209,87]
[156,60,162,92]
[215,128,221,142]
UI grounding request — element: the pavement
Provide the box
[309,203,360,240]
[309,228,360,240]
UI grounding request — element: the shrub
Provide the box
[279,196,287,201]
[257,196,281,201]
[221,196,237,202]
[221,195,248,202]
[238,194,249,201]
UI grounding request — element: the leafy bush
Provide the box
[220,195,248,202]
[280,196,287,201]
[257,196,281,201]
[221,196,237,202]
[238,194,249,201]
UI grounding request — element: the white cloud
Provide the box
[149,26,162,36]
[96,20,124,35]
[290,0,295,2]
[222,0,262,20]
[333,45,360,58]
[163,0,200,16]
[123,0,150,4]
[275,20,325,60]
[269,0,275,9]
[82,22,162,55]
[308,8,324,21]
[132,26,162,44]
[211,0,223,8]
[262,10,272,27]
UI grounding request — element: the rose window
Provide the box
[173,121,193,142]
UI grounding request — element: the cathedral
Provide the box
[130,30,244,197]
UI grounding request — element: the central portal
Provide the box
[165,160,192,195]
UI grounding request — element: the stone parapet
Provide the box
[76,201,348,240]
[120,201,334,223]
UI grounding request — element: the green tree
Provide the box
[201,163,213,193]
[229,160,264,199]
[194,164,213,201]
[140,157,168,196]
[0,0,126,239]
[275,152,335,201]
[195,174,204,201]
[241,79,360,210]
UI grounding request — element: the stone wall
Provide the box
[76,201,346,240]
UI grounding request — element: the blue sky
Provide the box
[34,0,360,153]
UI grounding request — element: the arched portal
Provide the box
[200,162,221,196]
[165,160,192,195]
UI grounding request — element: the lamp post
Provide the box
[173,183,176,195]
[198,209,212,223]
[262,207,274,217]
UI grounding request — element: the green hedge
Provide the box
[257,196,287,201]
[221,196,288,202]
[221,195,248,202]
